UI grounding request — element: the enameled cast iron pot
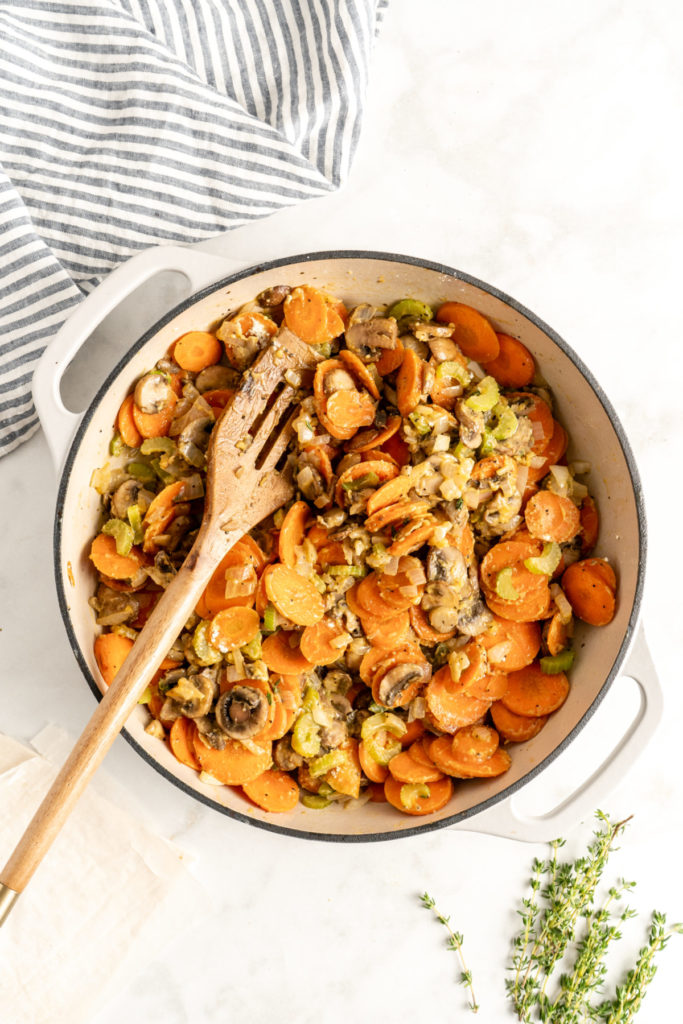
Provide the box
[33,247,662,843]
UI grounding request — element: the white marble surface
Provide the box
[2,1,682,1021]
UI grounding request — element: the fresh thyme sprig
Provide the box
[420,891,479,1013]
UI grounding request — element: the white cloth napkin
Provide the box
[0,0,388,456]
[0,726,205,1024]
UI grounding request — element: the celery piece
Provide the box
[408,412,431,437]
[454,440,474,459]
[540,650,575,674]
[101,518,135,557]
[137,686,152,705]
[495,567,520,601]
[327,564,365,578]
[140,436,176,456]
[308,749,347,778]
[127,460,157,485]
[192,620,222,666]
[365,731,402,766]
[465,375,500,412]
[361,711,408,741]
[479,429,497,457]
[301,792,331,809]
[314,342,332,359]
[524,542,562,576]
[400,782,431,809]
[492,404,518,440]
[109,432,125,457]
[387,299,433,323]
[150,457,174,484]
[342,471,380,492]
[127,503,144,544]
[262,604,277,633]
[302,686,320,712]
[241,633,263,661]
[435,359,470,385]
[291,712,321,758]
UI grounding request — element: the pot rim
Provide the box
[54,249,647,843]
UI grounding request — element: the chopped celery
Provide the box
[302,685,320,712]
[327,564,365,578]
[314,342,332,359]
[454,440,473,459]
[408,412,431,437]
[140,436,176,456]
[540,650,575,674]
[342,471,380,492]
[291,712,321,758]
[102,518,135,556]
[127,460,157,485]
[492,404,518,440]
[126,503,144,545]
[137,686,152,705]
[192,620,222,666]
[495,567,520,601]
[361,712,408,740]
[262,604,277,633]
[524,542,562,576]
[479,429,497,456]
[435,359,470,385]
[387,299,433,323]
[109,432,125,457]
[241,633,263,661]
[318,782,334,797]
[301,792,331,809]
[400,783,430,809]
[465,375,499,412]
[365,731,402,766]
[150,457,174,484]
[308,749,347,777]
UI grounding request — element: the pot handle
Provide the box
[32,245,239,471]
[453,625,662,844]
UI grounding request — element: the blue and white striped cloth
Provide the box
[0,0,387,456]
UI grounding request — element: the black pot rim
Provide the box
[53,249,647,844]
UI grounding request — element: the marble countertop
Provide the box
[2,2,681,1021]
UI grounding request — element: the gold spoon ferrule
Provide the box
[0,882,19,926]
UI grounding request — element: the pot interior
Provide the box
[56,253,644,840]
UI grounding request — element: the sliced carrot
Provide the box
[116,394,142,448]
[359,643,424,687]
[376,566,425,610]
[202,388,236,412]
[336,459,398,509]
[90,533,144,581]
[366,499,432,535]
[284,285,345,346]
[356,572,398,617]
[344,582,365,618]
[261,630,314,674]
[484,586,552,623]
[300,616,349,666]
[339,349,381,399]
[278,501,311,568]
[359,646,392,686]
[325,738,362,798]
[359,739,389,783]
[463,672,509,702]
[384,775,453,816]
[406,738,435,766]
[360,610,410,649]
[490,701,548,743]
[149,656,183,688]
[501,661,570,717]
[471,453,517,483]
[242,769,299,813]
[458,640,488,691]
[368,782,388,802]
[169,717,201,771]
[94,632,133,686]
[481,333,535,387]
[142,480,187,553]
[429,352,470,411]
[361,448,398,467]
[580,495,599,554]
[388,517,435,557]
[562,559,616,626]
[203,559,258,616]
[277,674,305,712]
[446,520,475,563]
[326,388,376,436]
[451,724,499,764]
[527,420,569,483]
[479,615,541,671]
[525,491,581,544]
[193,733,272,785]
[480,538,547,599]
[265,564,325,626]
[376,335,405,376]
[435,302,500,362]
[409,605,457,643]
[132,391,177,439]
[305,522,330,549]
[173,331,222,373]
[387,751,444,785]
[347,415,402,453]
[425,666,491,733]
[544,612,570,656]
[208,606,260,652]
[365,473,413,515]
[396,348,425,417]
[381,430,411,467]
[401,720,426,747]
[316,542,347,568]
[429,737,511,779]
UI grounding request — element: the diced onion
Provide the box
[516,465,529,496]
[570,460,591,476]
[408,696,427,722]
[550,583,573,624]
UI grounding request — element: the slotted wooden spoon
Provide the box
[0,327,317,923]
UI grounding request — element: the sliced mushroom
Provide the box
[147,550,176,588]
[153,514,193,552]
[194,714,227,750]
[177,416,213,469]
[323,368,356,395]
[110,479,155,520]
[497,416,533,457]
[426,546,467,586]
[257,284,291,308]
[273,735,303,771]
[215,685,268,739]
[164,670,217,718]
[320,719,348,749]
[345,315,398,361]
[377,662,430,708]
[91,583,139,626]
[455,398,485,449]
[134,373,174,414]
[195,364,239,393]
[457,597,493,636]
[428,606,460,634]
[217,317,272,371]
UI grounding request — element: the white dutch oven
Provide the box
[33,246,661,843]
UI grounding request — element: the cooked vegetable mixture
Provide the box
[89,285,617,817]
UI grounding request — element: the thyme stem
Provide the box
[420,892,479,1013]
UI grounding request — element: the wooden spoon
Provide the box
[0,327,317,923]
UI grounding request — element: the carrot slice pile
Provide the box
[562,558,616,626]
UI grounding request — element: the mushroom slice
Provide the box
[323,367,356,395]
[455,398,484,449]
[257,284,291,309]
[215,685,268,739]
[378,662,430,708]
[426,546,467,586]
[345,315,398,361]
[273,735,303,771]
[177,416,214,470]
[457,597,493,637]
[195,364,240,393]
[134,373,175,414]
[194,715,227,750]
[165,670,217,718]
[110,479,155,520]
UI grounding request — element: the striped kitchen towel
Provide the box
[0,0,388,457]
